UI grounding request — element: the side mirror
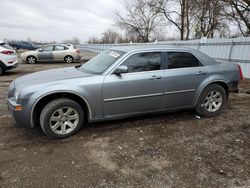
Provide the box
[114,65,128,75]
[38,49,43,52]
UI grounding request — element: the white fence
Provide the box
[77,37,250,78]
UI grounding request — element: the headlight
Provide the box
[14,91,19,101]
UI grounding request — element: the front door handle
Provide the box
[149,75,162,80]
[196,71,207,75]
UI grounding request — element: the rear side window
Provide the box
[122,52,161,73]
[167,52,201,69]
[54,45,65,51]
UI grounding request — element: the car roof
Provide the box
[42,44,74,48]
[110,44,218,66]
[110,45,195,53]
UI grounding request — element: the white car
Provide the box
[0,41,18,75]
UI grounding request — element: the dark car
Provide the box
[8,41,38,50]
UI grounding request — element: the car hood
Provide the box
[14,66,93,89]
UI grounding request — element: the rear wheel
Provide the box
[26,56,37,64]
[64,56,73,63]
[40,98,84,139]
[195,84,227,117]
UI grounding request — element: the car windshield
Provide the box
[79,50,125,74]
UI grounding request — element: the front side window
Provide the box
[54,45,65,51]
[122,52,161,73]
[42,45,54,51]
[167,52,201,69]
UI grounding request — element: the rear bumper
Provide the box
[5,61,18,70]
[228,81,239,93]
[74,55,81,62]
[0,60,18,71]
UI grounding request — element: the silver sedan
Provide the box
[8,46,242,138]
[20,44,81,64]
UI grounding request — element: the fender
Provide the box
[193,75,230,107]
[29,89,93,128]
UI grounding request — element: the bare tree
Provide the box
[192,0,226,38]
[149,0,196,40]
[115,0,162,42]
[222,0,250,36]
[87,37,101,44]
[63,37,80,45]
[101,29,123,43]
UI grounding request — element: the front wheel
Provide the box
[195,84,227,117]
[40,98,84,138]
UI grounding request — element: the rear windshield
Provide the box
[0,43,13,50]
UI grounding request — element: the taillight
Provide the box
[76,48,80,54]
[237,64,243,80]
[1,50,14,55]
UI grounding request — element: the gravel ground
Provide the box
[0,52,250,187]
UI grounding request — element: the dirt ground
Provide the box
[0,52,250,188]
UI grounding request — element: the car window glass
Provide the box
[79,50,125,74]
[55,45,65,51]
[167,52,201,69]
[0,43,13,50]
[42,45,54,51]
[122,52,161,73]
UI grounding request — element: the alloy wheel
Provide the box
[27,57,36,64]
[203,90,222,112]
[49,107,79,135]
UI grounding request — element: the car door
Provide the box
[54,45,67,61]
[163,51,209,109]
[103,51,164,117]
[38,45,54,61]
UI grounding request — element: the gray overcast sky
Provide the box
[0,0,123,42]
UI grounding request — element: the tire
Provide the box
[26,56,37,64]
[64,56,73,63]
[40,98,84,139]
[195,84,227,117]
[0,66,3,76]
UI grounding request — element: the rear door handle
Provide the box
[149,75,162,80]
[196,71,207,75]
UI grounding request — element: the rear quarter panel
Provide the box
[193,62,240,106]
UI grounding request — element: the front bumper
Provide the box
[7,97,33,128]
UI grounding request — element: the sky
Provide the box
[0,0,123,43]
